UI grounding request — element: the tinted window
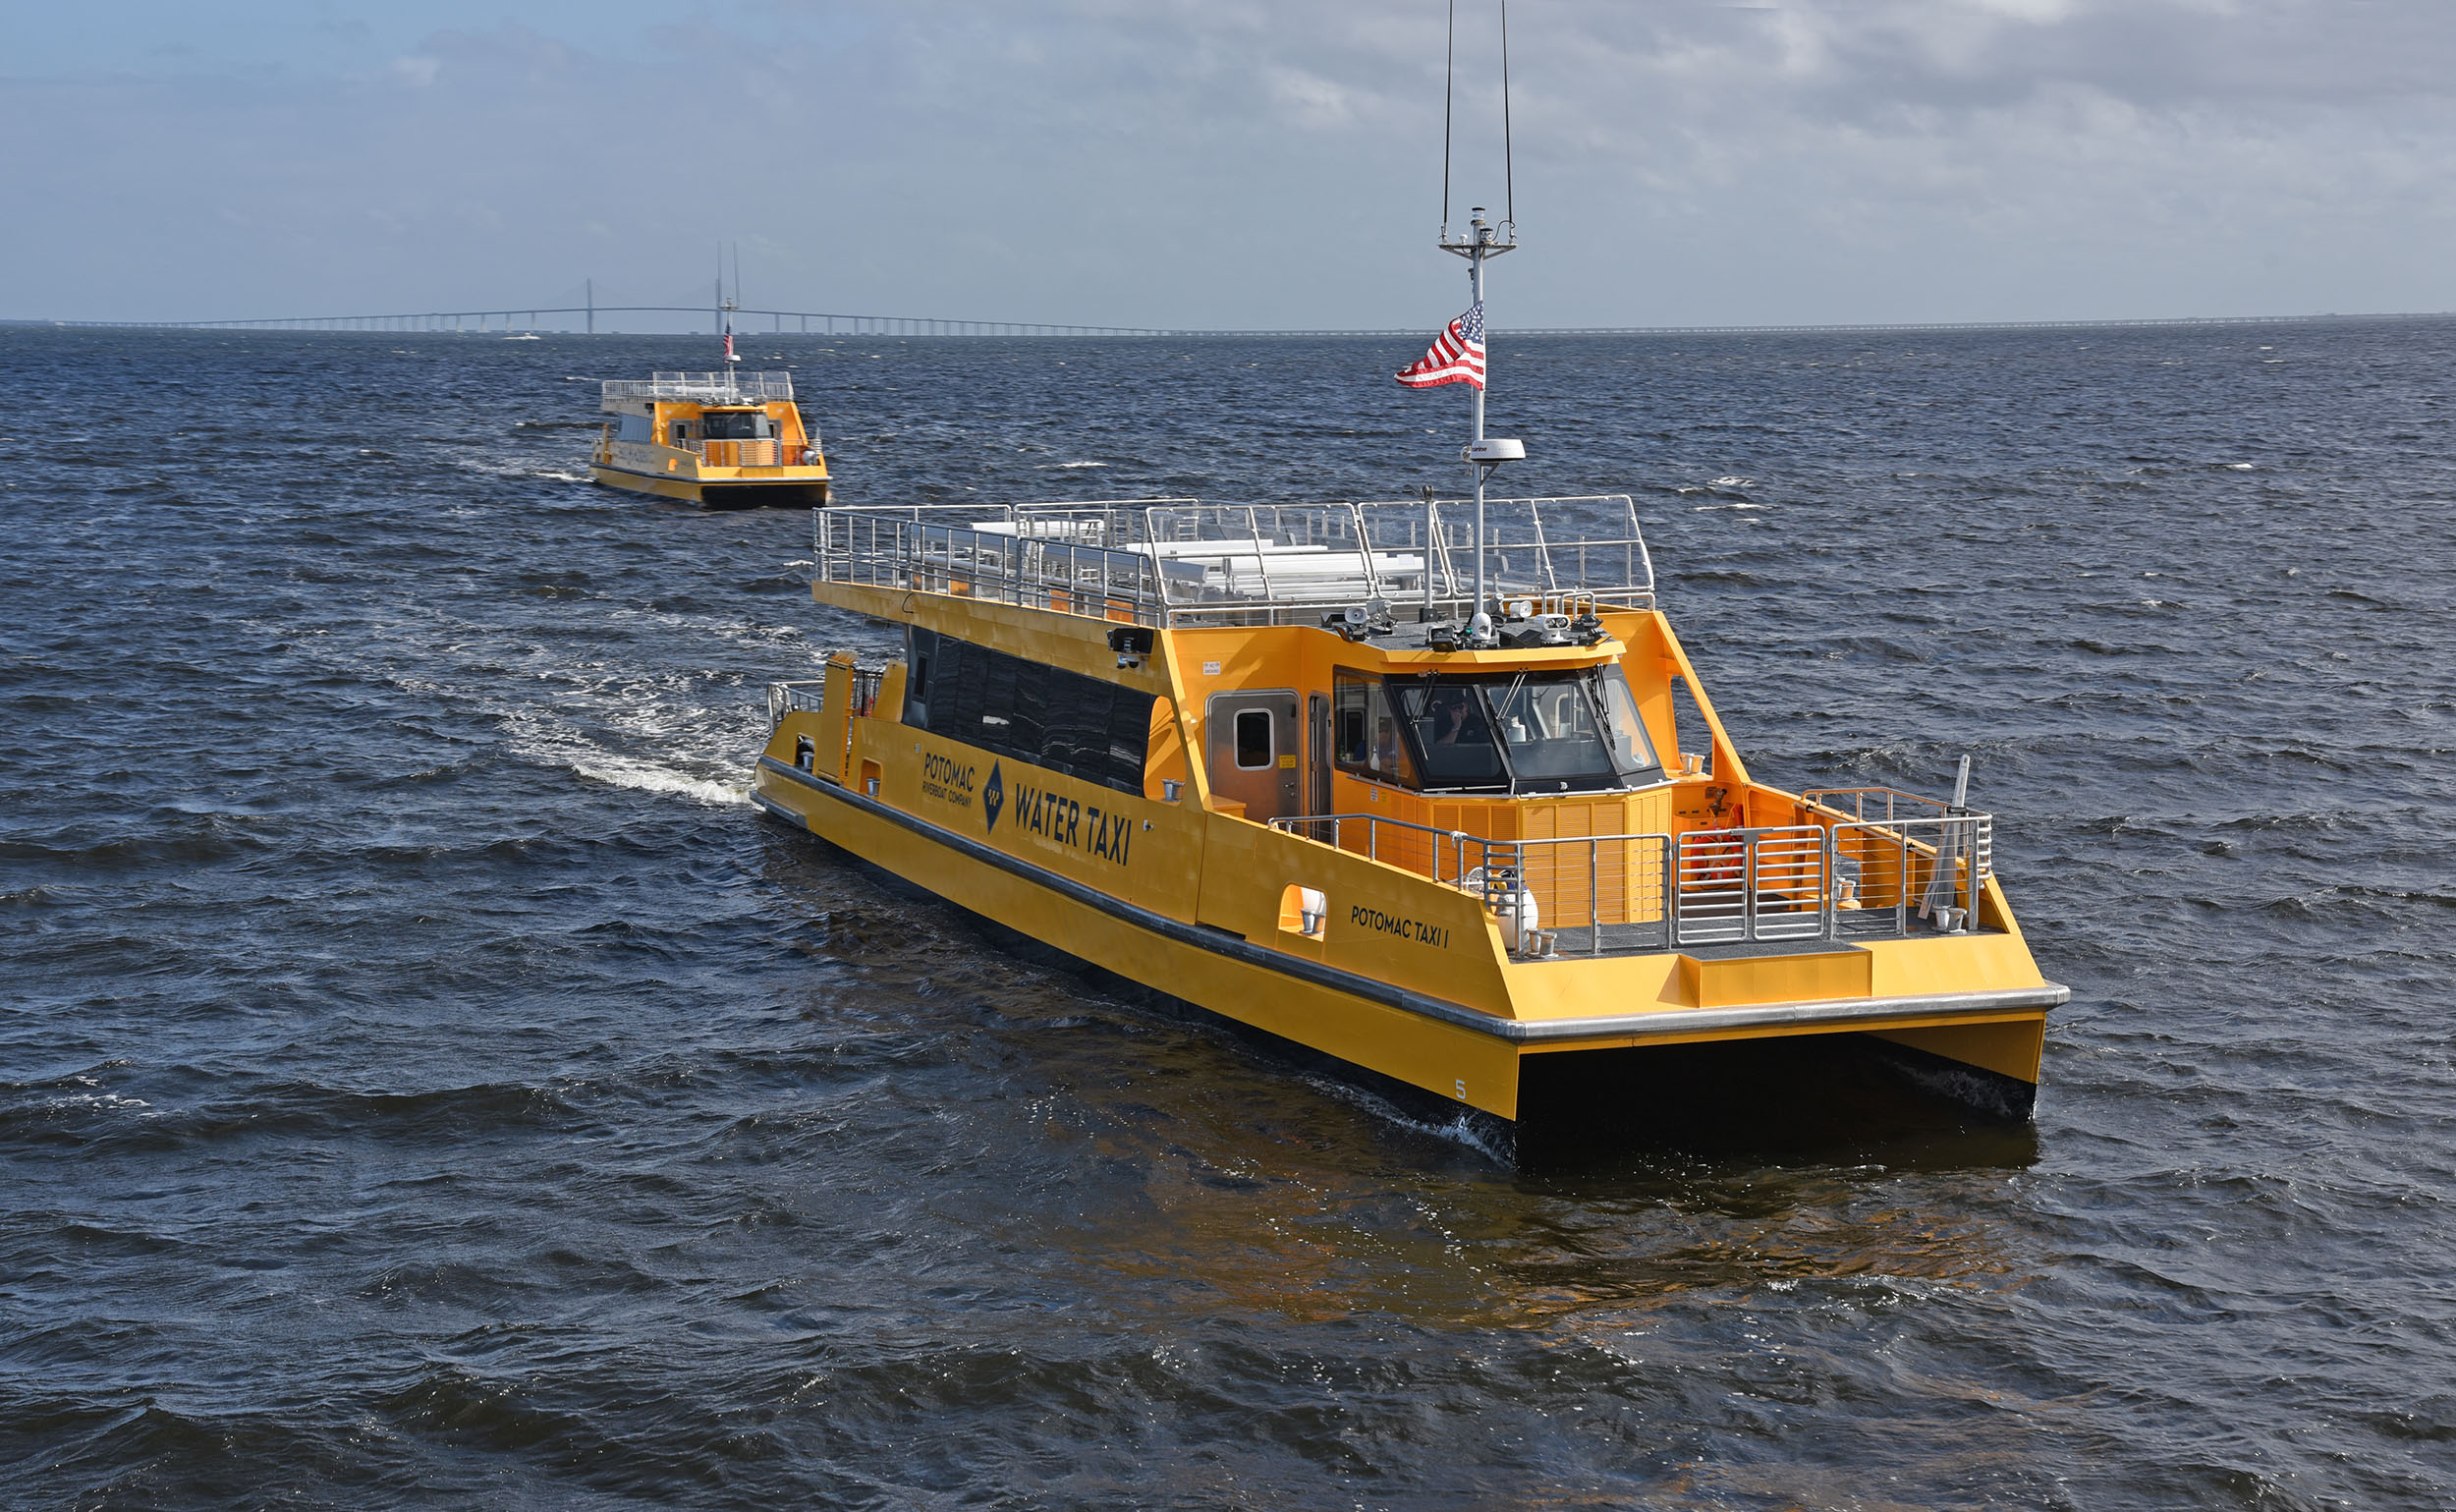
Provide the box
[701,411,773,439]
[1397,681,1508,788]
[1486,673,1617,784]
[903,628,1153,796]
[1368,668,1665,794]
[1332,671,1417,785]
[1597,665,1663,780]
[1234,709,1272,769]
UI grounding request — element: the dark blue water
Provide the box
[4,322,2452,1508]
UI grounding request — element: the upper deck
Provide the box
[600,371,795,409]
[812,496,1656,634]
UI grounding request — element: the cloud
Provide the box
[2,0,2451,324]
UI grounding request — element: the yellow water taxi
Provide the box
[589,369,829,508]
[750,481,2065,1135]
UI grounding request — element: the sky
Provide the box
[4,0,2452,328]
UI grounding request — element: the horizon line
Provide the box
[7,307,2454,339]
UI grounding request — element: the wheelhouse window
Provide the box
[1398,681,1509,789]
[1339,667,1666,795]
[1333,672,1418,786]
[700,410,774,439]
[1485,672,1618,783]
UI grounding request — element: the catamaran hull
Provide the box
[589,464,829,509]
[752,755,2063,1132]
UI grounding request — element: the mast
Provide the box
[1440,207,1516,644]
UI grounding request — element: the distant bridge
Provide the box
[21,306,2456,339]
[47,305,1203,338]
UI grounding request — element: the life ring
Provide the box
[1689,825,1746,885]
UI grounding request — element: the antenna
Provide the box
[1500,0,1515,230]
[1440,0,1455,239]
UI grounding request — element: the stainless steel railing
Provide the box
[601,371,795,403]
[1672,823,1829,945]
[764,667,881,729]
[812,496,1656,629]
[1267,807,1994,959]
[766,680,827,726]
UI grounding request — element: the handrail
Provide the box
[1267,807,1993,959]
[601,370,794,403]
[812,495,1654,629]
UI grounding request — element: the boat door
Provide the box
[1206,690,1301,821]
[1307,694,1332,815]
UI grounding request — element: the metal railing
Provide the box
[766,680,828,726]
[1353,497,1657,617]
[1672,824,1828,945]
[763,667,881,728]
[814,496,1655,629]
[1828,813,1991,938]
[1805,787,1992,882]
[1266,806,1994,959]
[600,371,796,403]
[817,507,1180,622]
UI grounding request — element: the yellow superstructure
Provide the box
[751,497,2066,1134]
[590,370,829,508]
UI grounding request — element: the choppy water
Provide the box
[4,321,2452,1508]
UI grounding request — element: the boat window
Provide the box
[1596,665,1663,779]
[614,413,653,444]
[1396,681,1509,789]
[1332,671,1418,786]
[901,627,1154,797]
[1484,672,1619,786]
[670,420,692,445]
[701,410,774,439]
[1376,667,1667,794]
[1233,709,1272,769]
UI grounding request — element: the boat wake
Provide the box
[1306,1076,1512,1164]
[570,753,749,807]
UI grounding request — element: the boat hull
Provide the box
[752,751,2061,1128]
[590,463,829,509]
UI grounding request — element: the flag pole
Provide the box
[1471,222,1487,641]
[1440,206,1513,644]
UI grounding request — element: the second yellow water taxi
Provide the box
[589,369,830,508]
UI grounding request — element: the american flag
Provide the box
[1394,303,1486,390]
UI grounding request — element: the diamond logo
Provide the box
[982,761,1004,832]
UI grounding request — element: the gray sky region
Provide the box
[4,0,2452,328]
